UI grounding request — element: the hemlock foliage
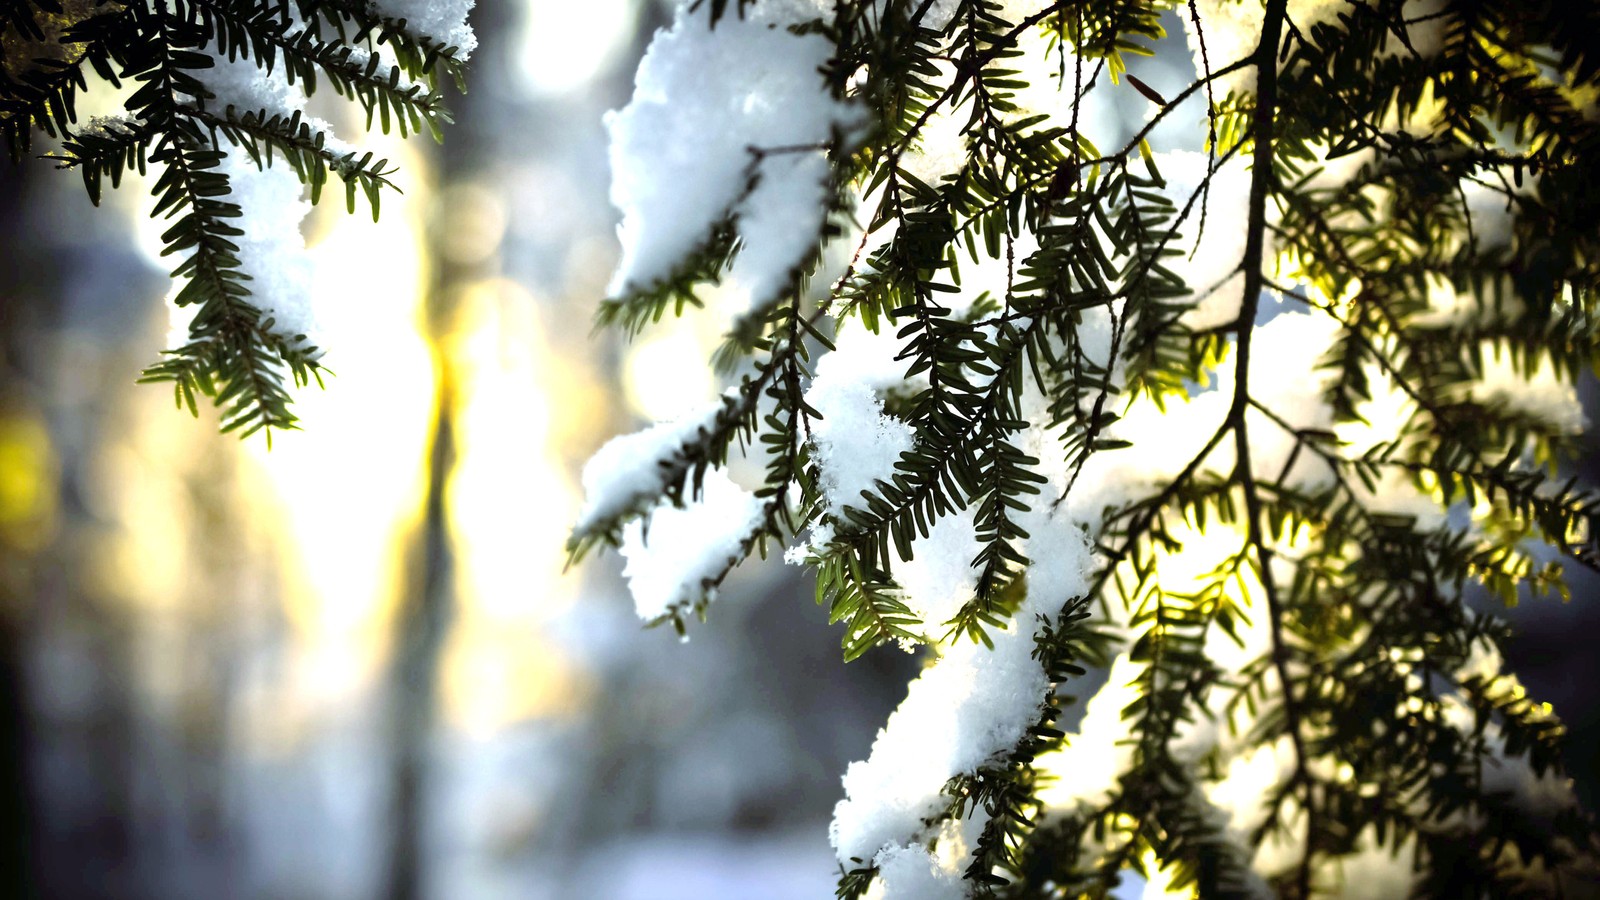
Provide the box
[8,0,1600,894]
[575,0,1600,896]
[0,0,466,438]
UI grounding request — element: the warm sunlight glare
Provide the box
[241,138,437,695]
[516,0,638,95]
[442,277,593,735]
[623,322,720,421]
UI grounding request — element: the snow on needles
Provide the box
[830,512,1093,867]
[605,1,863,307]
[575,401,723,533]
[729,151,835,313]
[868,842,966,900]
[370,0,478,58]
[804,324,921,519]
[619,468,765,622]
[585,0,1589,890]
[830,613,1051,863]
[217,153,319,344]
[170,55,325,351]
[167,4,477,354]
[1184,0,1447,99]
[576,401,769,623]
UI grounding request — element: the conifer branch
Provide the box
[575,2,1600,892]
[1226,2,1318,894]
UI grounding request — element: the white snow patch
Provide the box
[1243,310,1342,489]
[576,402,723,532]
[619,468,765,621]
[220,153,321,347]
[606,1,861,297]
[1466,343,1584,434]
[369,0,478,58]
[1184,0,1369,97]
[866,842,965,900]
[830,511,1091,866]
[830,615,1051,864]
[167,54,333,351]
[727,150,834,314]
[1034,653,1143,814]
[1319,827,1420,898]
[806,324,922,516]
[893,505,983,631]
[1151,149,1257,331]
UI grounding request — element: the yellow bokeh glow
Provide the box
[241,137,438,696]
[440,278,595,735]
[516,0,637,95]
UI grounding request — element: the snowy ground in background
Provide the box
[561,830,838,899]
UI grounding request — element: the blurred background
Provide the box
[0,2,1597,898]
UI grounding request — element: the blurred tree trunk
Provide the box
[0,160,153,900]
[0,588,31,898]
[378,13,496,895]
[0,159,48,900]
[383,368,456,900]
